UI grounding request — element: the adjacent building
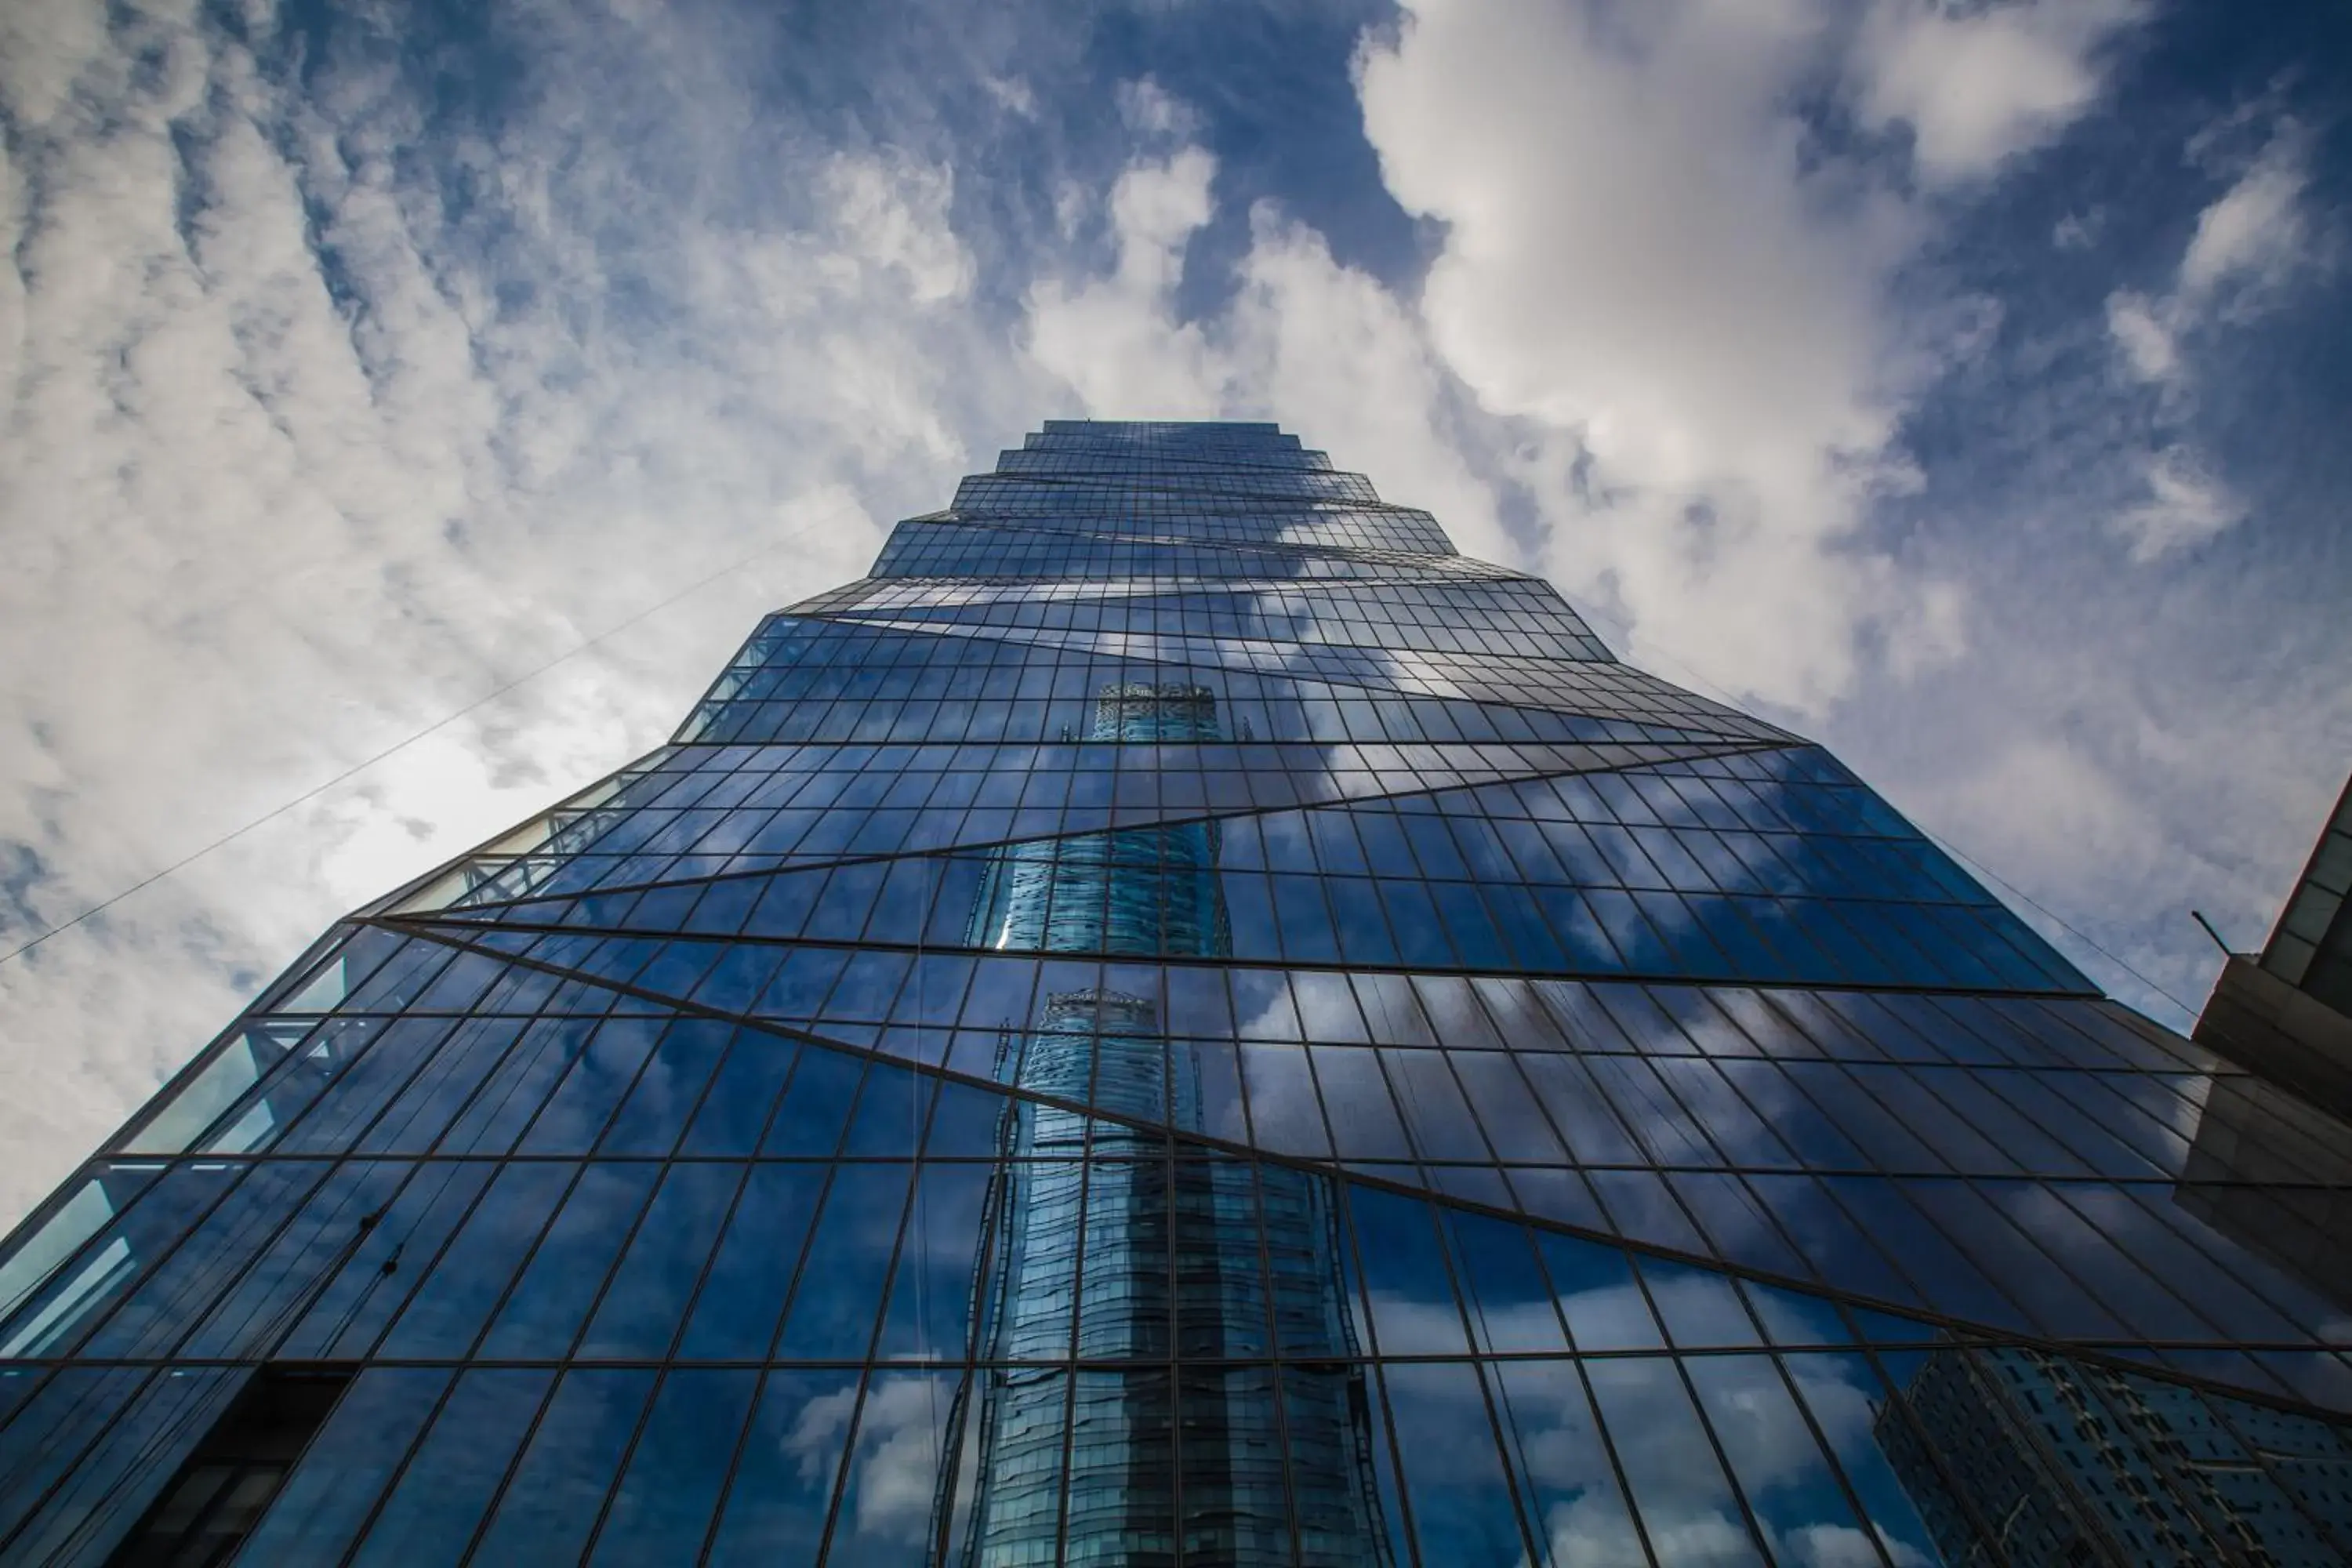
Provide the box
[2,421,2349,1565]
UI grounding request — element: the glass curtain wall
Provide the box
[1,421,2348,1566]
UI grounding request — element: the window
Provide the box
[106,1367,353,1567]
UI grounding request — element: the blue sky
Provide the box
[0,0,2345,1222]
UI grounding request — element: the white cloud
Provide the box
[0,0,1031,1221]
[2103,289,2178,383]
[2111,447,2242,561]
[2092,122,2310,564]
[1025,147,1221,415]
[1023,122,1517,564]
[1354,0,1990,713]
[2106,124,2314,391]
[2178,128,2310,299]
[1116,74,1199,140]
[982,74,1037,118]
[1851,0,2143,186]
[2052,208,2101,250]
[837,1373,955,1545]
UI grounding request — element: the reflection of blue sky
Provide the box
[89,906,2339,1392]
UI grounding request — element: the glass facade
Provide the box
[2,419,2349,1565]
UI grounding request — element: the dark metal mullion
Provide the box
[1396,1184,1547,1568]
[687,1036,866,1564]
[1615,1252,1780,1565]
[5,1341,2343,1371]
[585,1132,800,1537]
[1730,994,1980,1298]
[2190,1374,2352,1563]
[0,1364,177,1560]
[113,1160,344,1366]
[318,1160,532,1564]
[1741,1340,1900,1568]
[343,1021,630,1366]
[924,1087,1011,1566]
[2093,1180,2347,1352]
[1324,1176,1422,1568]
[688,1022,847,1567]
[1892,1161,2176,1349]
[807,1121,930,1566]
[421,973,699,1564]
[1519,1226,1663,1568]
[550,1140,750,1560]
[295,999,593,1369]
[358,1159,584,1566]
[1846,1339,2027,1568]
[23,1152,270,1368]
[427,742,1800,915]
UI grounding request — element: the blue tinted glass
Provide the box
[588,1369,757,1563]
[7,422,2332,1568]
[704,1370,858,1564]
[470,1369,656,1563]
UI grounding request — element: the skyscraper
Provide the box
[2,419,2348,1565]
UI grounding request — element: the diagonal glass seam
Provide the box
[792,572,1553,611]
[884,511,1506,564]
[311,921,2352,1414]
[686,615,1761,742]
[993,443,1341,477]
[383,738,1815,913]
[385,912,2103,999]
[951,476,1427,512]
[785,612,1698,699]
[760,615,1778,738]
[878,521,1524,579]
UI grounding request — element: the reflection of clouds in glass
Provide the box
[1229,967,1296,1040]
[1237,1046,1327,1156]
[1541,1509,1925,1568]
[1289,970,1367,1041]
[785,1380,862,1486]
[843,1375,949,1545]
[1545,1500,1754,1568]
[796,1371,965,1553]
[1373,1253,1940,1568]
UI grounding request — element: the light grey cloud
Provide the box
[2105,120,2316,392]
[2092,119,2314,568]
[2111,447,2244,561]
[1116,74,1200,140]
[2053,207,2103,250]
[1023,136,1519,565]
[2178,125,2314,298]
[1354,0,1990,714]
[1850,0,2144,186]
[0,0,1044,1221]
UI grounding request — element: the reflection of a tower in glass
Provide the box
[943,683,1392,1566]
[1875,1341,2352,1566]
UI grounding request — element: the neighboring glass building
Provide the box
[2,419,2349,1566]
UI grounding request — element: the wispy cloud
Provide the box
[0,0,1039,1218]
[2106,119,2317,396]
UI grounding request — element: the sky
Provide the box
[0,0,2346,1226]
